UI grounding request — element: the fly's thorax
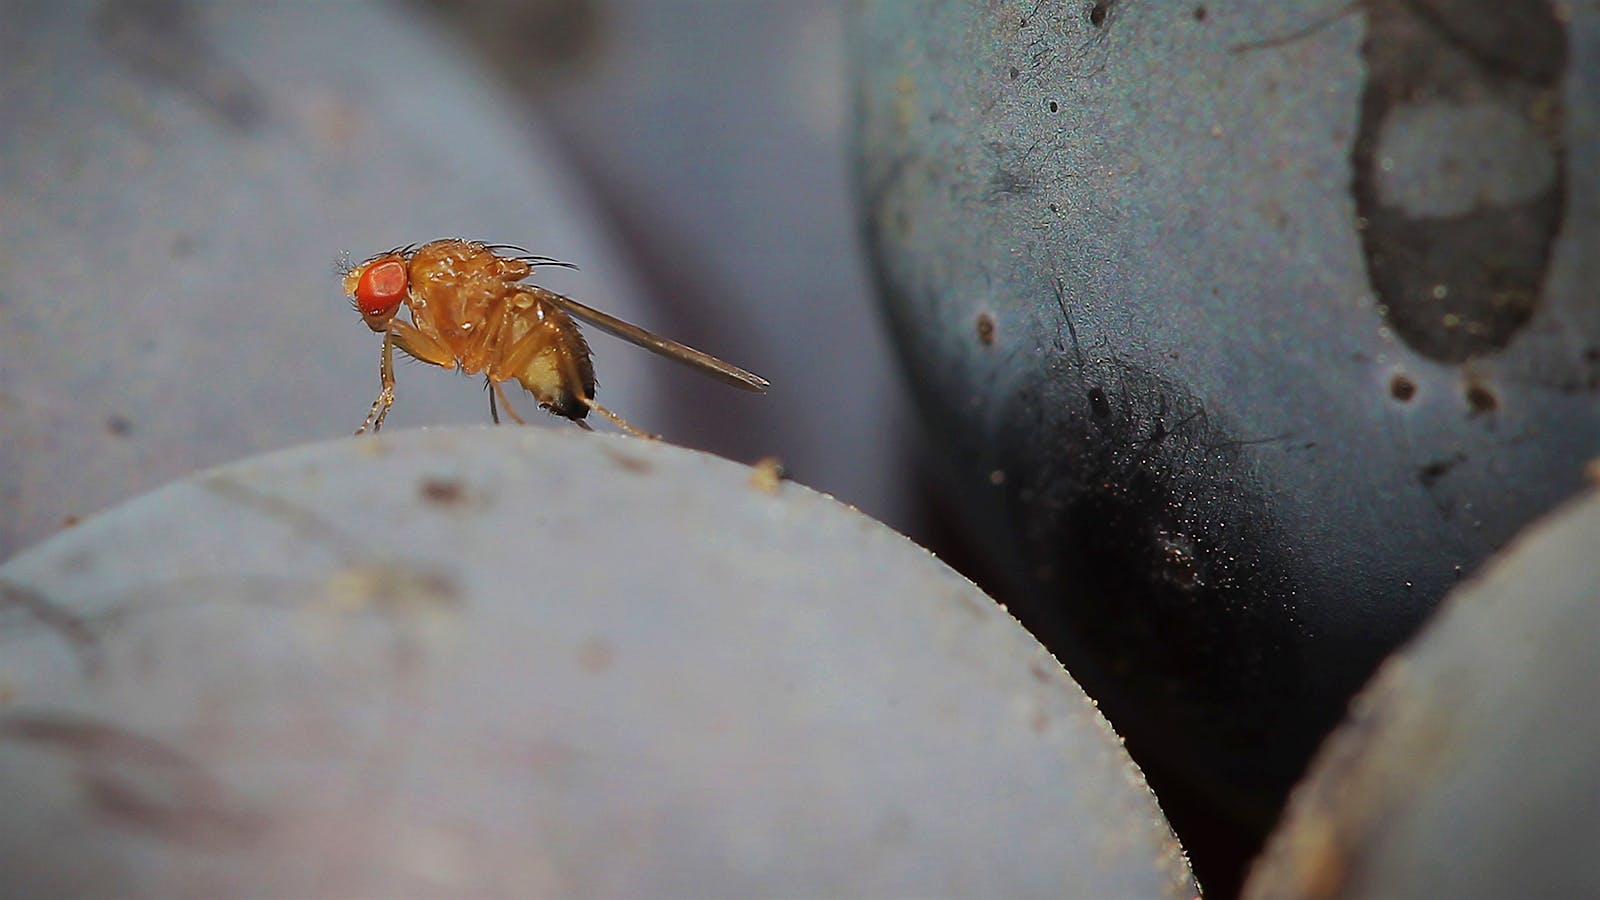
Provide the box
[406,241,520,348]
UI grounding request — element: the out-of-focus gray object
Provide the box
[1245,487,1600,899]
[0,0,771,559]
[415,0,922,540]
[0,427,1197,898]
[853,0,1599,857]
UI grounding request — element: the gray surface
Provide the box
[1,0,769,559]
[0,426,1196,898]
[1245,487,1600,899]
[853,0,1600,823]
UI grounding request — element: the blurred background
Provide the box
[1,0,921,560]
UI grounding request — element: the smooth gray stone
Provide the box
[0,426,1197,898]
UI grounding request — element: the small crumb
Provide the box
[989,469,1006,486]
[749,456,787,494]
[1210,124,1224,138]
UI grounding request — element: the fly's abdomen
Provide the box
[502,303,596,421]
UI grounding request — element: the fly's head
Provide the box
[345,253,410,332]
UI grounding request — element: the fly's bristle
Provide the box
[481,241,579,270]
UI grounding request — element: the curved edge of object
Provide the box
[0,426,1198,898]
[1243,485,1600,900]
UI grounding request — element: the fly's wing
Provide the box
[521,287,769,393]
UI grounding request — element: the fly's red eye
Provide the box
[355,259,408,316]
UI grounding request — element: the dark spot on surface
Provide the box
[0,713,265,847]
[1465,382,1499,415]
[1389,374,1417,402]
[1,582,103,676]
[1030,661,1055,684]
[1089,1,1111,26]
[989,352,1379,881]
[418,477,465,506]
[1193,5,1207,21]
[1,714,193,766]
[203,475,364,557]
[170,235,196,258]
[976,312,997,346]
[1351,0,1568,363]
[81,769,265,847]
[602,448,652,474]
[105,415,133,437]
[1009,65,1020,79]
[96,0,267,131]
[577,637,615,673]
[1417,454,1465,487]
[1087,386,1111,418]
[1048,99,1059,112]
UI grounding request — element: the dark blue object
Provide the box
[853,0,1599,880]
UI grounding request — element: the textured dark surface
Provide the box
[1245,487,1600,899]
[0,427,1196,898]
[853,0,1598,887]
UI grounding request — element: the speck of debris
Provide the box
[105,415,133,437]
[976,312,997,346]
[750,456,787,494]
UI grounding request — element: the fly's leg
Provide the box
[356,332,397,434]
[579,394,653,439]
[356,323,458,435]
[489,381,527,425]
[557,352,657,440]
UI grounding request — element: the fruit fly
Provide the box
[342,239,768,436]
